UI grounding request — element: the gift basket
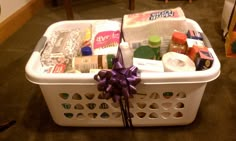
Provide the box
[25,7,220,127]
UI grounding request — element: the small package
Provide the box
[188,45,214,70]
[41,28,83,66]
[188,45,208,61]
[92,20,121,56]
[52,64,67,73]
[195,50,214,70]
[187,38,205,48]
[187,30,203,40]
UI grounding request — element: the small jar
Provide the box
[134,46,155,60]
[169,32,187,54]
[72,54,114,73]
[148,35,161,60]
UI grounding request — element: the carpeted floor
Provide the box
[1,0,236,140]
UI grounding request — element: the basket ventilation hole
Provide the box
[88,113,98,119]
[87,103,96,110]
[136,112,146,118]
[76,113,85,119]
[173,112,183,118]
[111,102,120,108]
[99,103,109,109]
[74,104,84,110]
[85,93,95,100]
[64,113,73,118]
[149,113,158,118]
[161,102,172,109]
[101,112,110,119]
[161,112,171,119]
[136,93,147,99]
[176,92,186,99]
[112,112,121,118]
[62,103,71,109]
[163,92,173,99]
[137,102,146,109]
[149,103,159,109]
[149,92,160,99]
[59,93,69,100]
[176,102,184,108]
[129,112,134,118]
[98,93,105,99]
[72,93,82,100]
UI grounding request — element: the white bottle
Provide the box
[120,42,133,68]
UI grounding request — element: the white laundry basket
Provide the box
[25,19,221,127]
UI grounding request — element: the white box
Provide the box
[25,19,220,127]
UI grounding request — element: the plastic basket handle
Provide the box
[202,33,212,48]
[34,36,47,53]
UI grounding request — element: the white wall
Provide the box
[0,0,31,23]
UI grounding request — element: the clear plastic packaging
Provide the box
[40,28,83,66]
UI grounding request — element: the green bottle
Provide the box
[148,35,161,60]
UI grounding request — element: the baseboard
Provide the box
[0,0,45,44]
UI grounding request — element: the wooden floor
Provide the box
[1,0,236,140]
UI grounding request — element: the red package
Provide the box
[188,45,208,61]
[52,64,66,73]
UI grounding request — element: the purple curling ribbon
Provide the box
[94,58,141,127]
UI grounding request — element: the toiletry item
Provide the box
[41,28,82,66]
[195,50,214,70]
[82,26,92,47]
[148,35,161,60]
[160,36,171,57]
[122,7,188,42]
[72,54,115,73]
[162,52,196,72]
[188,45,209,61]
[52,63,67,73]
[120,42,133,67]
[187,30,203,40]
[188,46,214,70]
[134,46,155,60]
[186,38,205,48]
[168,31,187,54]
[93,20,121,55]
[133,58,164,72]
[81,46,92,56]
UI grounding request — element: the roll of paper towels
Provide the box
[162,52,196,72]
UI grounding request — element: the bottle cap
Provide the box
[134,46,155,59]
[148,35,161,47]
[107,54,115,69]
[172,32,187,44]
[81,46,92,56]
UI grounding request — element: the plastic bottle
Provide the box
[120,42,133,68]
[81,46,92,56]
[72,54,114,73]
[148,35,161,60]
[168,31,187,54]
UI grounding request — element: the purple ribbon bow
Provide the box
[94,58,141,127]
